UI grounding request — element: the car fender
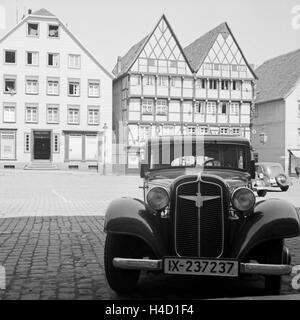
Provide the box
[104,198,165,257]
[231,198,300,259]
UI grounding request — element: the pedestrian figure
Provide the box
[295,164,300,179]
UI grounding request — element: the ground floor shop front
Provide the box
[0,128,111,172]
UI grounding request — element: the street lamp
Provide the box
[103,123,108,175]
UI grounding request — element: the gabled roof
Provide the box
[112,15,193,78]
[0,8,113,79]
[112,36,148,77]
[255,49,300,104]
[184,22,257,79]
[32,8,54,16]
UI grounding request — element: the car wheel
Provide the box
[264,239,284,295]
[280,186,289,192]
[104,233,141,294]
[257,190,267,197]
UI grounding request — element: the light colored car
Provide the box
[253,162,290,197]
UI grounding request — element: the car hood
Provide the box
[147,168,250,190]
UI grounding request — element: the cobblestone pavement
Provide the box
[0,170,299,299]
[0,215,299,300]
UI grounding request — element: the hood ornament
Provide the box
[179,192,220,208]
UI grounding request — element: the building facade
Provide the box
[0,8,113,171]
[253,49,300,174]
[112,16,256,173]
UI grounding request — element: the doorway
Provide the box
[33,131,51,160]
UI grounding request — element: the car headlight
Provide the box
[231,187,256,212]
[276,174,288,187]
[258,173,264,179]
[147,187,170,211]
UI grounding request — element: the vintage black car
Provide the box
[253,162,290,197]
[104,135,300,295]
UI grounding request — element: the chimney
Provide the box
[117,56,122,74]
[28,9,32,14]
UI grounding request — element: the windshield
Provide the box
[145,142,250,171]
[265,165,284,176]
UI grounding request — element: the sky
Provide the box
[0,0,299,73]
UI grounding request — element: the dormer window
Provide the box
[48,25,59,38]
[27,23,39,37]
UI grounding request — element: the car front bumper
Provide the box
[113,258,292,276]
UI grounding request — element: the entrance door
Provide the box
[69,135,82,160]
[33,131,51,160]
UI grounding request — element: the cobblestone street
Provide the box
[0,170,299,299]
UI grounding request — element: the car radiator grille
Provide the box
[175,179,224,258]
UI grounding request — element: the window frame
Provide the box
[67,105,80,125]
[142,99,154,115]
[47,52,60,68]
[48,24,60,39]
[25,103,38,123]
[88,80,100,98]
[68,54,81,69]
[26,51,39,66]
[68,79,81,97]
[47,77,60,96]
[3,102,16,123]
[25,76,39,95]
[0,130,17,160]
[3,75,17,94]
[27,22,39,37]
[87,106,100,125]
[46,104,60,124]
[156,100,167,115]
[4,50,16,64]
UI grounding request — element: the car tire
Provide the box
[104,233,141,294]
[257,190,267,197]
[264,239,284,295]
[280,186,289,192]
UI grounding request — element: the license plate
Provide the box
[163,257,239,277]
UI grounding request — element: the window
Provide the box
[204,63,213,70]
[232,128,241,135]
[163,126,175,136]
[143,75,155,86]
[25,104,38,123]
[221,80,229,90]
[209,79,217,90]
[24,133,31,153]
[88,106,100,125]
[0,131,16,160]
[142,99,153,114]
[25,77,38,95]
[48,25,59,38]
[171,77,181,88]
[232,65,238,72]
[156,100,167,115]
[219,102,228,115]
[232,80,240,91]
[88,80,100,97]
[53,134,60,153]
[68,79,80,96]
[207,102,217,114]
[199,127,209,135]
[170,60,178,68]
[3,76,16,94]
[187,127,196,135]
[230,103,240,115]
[27,23,39,36]
[195,101,205,114]
[68,106,80,124]
[68,54,81,69]
[4,50,16,64]
[222,64,230,72]
[3,103,16,122]
[239,65,247,72]
[47,78,59,95]
[220,127,229,134]
[26,51,38,66]
[157,76,168,87]
[47,53,59,67]
[47,105,59,124]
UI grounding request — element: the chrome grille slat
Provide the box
[175,177,224,258]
